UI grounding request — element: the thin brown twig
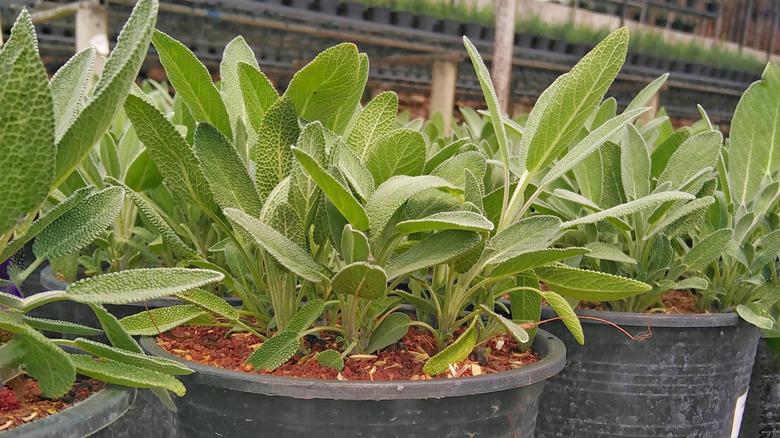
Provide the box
[531,316,653,342]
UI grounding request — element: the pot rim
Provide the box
[3,387,134,437]
[140,329,565,401]
[540,306,740,328]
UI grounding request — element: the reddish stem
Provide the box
[532,316,653,342]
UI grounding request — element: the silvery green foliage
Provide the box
[544,80,727,312]
[0,2,225,404]
[701,64,780,330]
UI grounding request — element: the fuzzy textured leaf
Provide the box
[66,268,224,304]
[316,349,344,370]
[385,230,481,280]
[33,187,124,259]
[151,30,231,138]
[348,91,398,159]
[55,0,157,186]
[542,291,584,344]
[367,312,411,353]
[396,211,494,234]
[69,354,186,396]
[73,338,192,375]
[535,265,651,301]
[423,317,477,375]
[331,262,387,299]
[365,129,426,184]
[119,305,207,336]
[252,96,300,201]
[0,11,55,234]
[561,191,695,228]
[224,208,324,282]
[194,123,262,217]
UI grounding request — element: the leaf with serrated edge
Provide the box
[385,230,481,280]
[316,350,344,370]
[561,191,694,228]
[487,216,562,265]
[252,95,300,202]
[331,262,387,299]
[284,43,360,131]
[194,123,262,217]
[151,30,231,138]
[0,10,55,235]
[582,242,636,264]
[176,288,238,321]
[367,312,411,353]
[0,187,93,262]
[74,338,192,375]
[541,107,647,188]
[479,304,529,344]
[535,265,651,301]
[729,63,780,207]
[55,0,158,187]
[491,247,590,276]
[238,62,278,132]
[67,268,224,304]
[124,94,215,210]
[423,317,478,375]
[119,305,207,336]
[366,175,458,240]
[50,47,95,142]
[33,186,124,259]
[542,291,584,344]
[365,129,426,184]
[220,36,257,130]
[23,316,102,337]
[396,211,494,234]
[69,354,186,396]
[0,312,75,397]
[291,146,369,231]
[682,228,733,271]
[348,91,398,159]
[519,28,628,173]
[224,208,324,282]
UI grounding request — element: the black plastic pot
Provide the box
[285,0,310,9]
[463,22,483,40]
[5,388,134,438]
[550,39,567,53]
[392,10,413,28]
[483,26,495,42]
[740,337,780,436]
[414,14,438,33]
[438,19,461,36]
[312,0,338,14]
[337,1,364,19]
[366,6,391,24]
[141,330,566,437]
[531,35,553,51]
[536,310,760,437]
[515,32,533,48]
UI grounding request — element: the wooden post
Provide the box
[491,0,516,113]
[740,0,753,53]
[430,59,458,135]
[767,2,778,61]
[76,2,109,74]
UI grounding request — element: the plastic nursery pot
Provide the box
[285,0,311,9]
[3,387,134,438]
[391,11,413,28]
[463,22,483,40]
[740,337,780,436]
[337,1,364,19]
[140,330,566,438]
[414,14,438,33]
[514,32,533,48]
[550,39,567,54]
[366,6,391,24]
[312,0,338,14]
[437,19,461,36]
[535,309,760,438]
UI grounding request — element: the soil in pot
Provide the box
[535,308,760,437]
[0,376,102,432]
[141,329,565,438]
[157,326,538,380]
